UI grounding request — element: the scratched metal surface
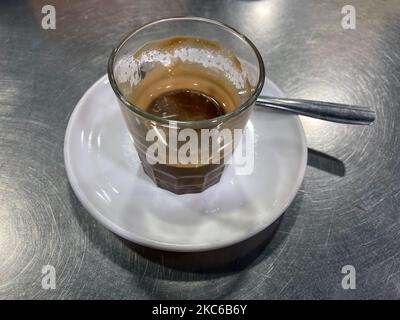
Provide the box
[0,0,399,299]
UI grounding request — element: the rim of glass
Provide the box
[107,16,265,127]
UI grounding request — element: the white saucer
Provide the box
[64,75,307,252]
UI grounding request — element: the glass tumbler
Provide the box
[108,17,265,194]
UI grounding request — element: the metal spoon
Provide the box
[256,96,376,125]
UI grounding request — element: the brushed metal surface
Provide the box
[0,0,399,299]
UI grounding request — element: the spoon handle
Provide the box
[256,96,376,125]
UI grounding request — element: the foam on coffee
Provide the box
[123,36,252,120]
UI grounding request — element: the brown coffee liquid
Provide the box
[128,60,242,120]
[146,89,226,121]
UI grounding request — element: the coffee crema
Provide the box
[125,36,252,121]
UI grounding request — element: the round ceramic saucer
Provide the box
[64,75,307,252]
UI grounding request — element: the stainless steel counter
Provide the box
[1,0,399,299]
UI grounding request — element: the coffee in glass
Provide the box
[108,17,264,194]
